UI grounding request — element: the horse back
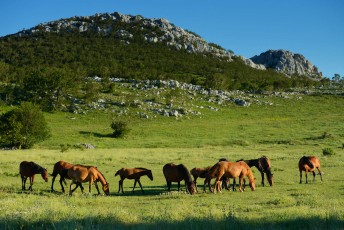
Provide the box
[299,156,317,171]
[68,165,91,182]
[20,161,39,177]
[52,161,73,177]
[163,163,184,182]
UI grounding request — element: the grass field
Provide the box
[0,93,343,229]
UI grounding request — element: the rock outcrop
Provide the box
[250,49,322,79]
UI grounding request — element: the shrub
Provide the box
[0,102,51,149]
[322,147,335,156]
[111,120,129,138]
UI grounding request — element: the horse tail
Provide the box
[303,156,314,169]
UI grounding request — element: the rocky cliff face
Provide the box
[250,50,322,79]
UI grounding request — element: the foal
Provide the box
[19,161,48,191]
[115,167,153,194]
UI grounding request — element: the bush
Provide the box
[322,147,335,156]
[111,120,129,138]
[0,102,51,149]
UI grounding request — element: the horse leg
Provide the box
[312,171,316,182]
[137,180,144,194]
[261,171,265,187]
[318,167,323,181]
[59,176,65,193]
[69,181,75,196]
[133,180,137,193]
[29,175,35,191]
[305,170,309,184]
[120,180,124,194]
[51,175,56,192]
[299,170,303,184]
[94,181,100,195]
[21,175,26,190]
[167,181,171,191]
[177,181,180,191]
[194,177,198,192]
[239,176,244,192]
[232,178,236,191]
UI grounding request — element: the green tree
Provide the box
[0,102,50,149]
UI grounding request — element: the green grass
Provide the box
[0,94,344,229]
[0,147,343,229]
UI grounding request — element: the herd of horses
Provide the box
[19,155,323,196]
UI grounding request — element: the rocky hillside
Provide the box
[14,12,266,70]
[250,50,322,79]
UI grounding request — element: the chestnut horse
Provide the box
[237,156,273,187]
[163,163,196,195]
[115,167,153,194]
[68,165,110,196]
[207,161,255,193]
[51,160,84,192]
[19,161,48,191]
[299,156,323,184]
[190,166,211,192]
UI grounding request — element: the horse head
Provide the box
[147,170,153,181]
[187,181,196,195]
[41,168,49,182]
[102,183,110,195]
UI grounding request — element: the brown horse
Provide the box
[163,163,196,195]
[51,160,84,193]
[19,161,48,191]
[207,161,255,193]
[299,156,323,184]
[68,165,110,196]
[190,166,211,192]
[115,167,153,194]
[236,156,273,187]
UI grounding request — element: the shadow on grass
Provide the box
[79,131,113,138]
[1,215,343,230]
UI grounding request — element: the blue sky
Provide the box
[1,0,343,78]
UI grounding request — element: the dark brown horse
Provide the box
[19,161,48,191]
[299,156,323,184]
[190,166,211,192]
[68,165,110,196]
[163,163,196,195]
[115,167,153,194]
[207,161,255,193]
[237,156,273,187]
[51,160,84,192]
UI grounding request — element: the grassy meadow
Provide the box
[0,93,344,229]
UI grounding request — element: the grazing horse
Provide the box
[237,156,273,187]
[51,161,84,193]
[19,161,48,191]
[190,166,211,192]
[115,167,153,194]
[207,161,255,193]
[163,163,196,195]
[68,165,110,196]
[299,156,323,184]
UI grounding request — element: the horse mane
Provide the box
[177,164,193,183]
[30,161,45,174]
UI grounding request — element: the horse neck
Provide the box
[95,170,108,186]
[179,165,193,183]
[246,169,255,183]
[248,159,260,170]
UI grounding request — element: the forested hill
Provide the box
[0,12,324,110]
